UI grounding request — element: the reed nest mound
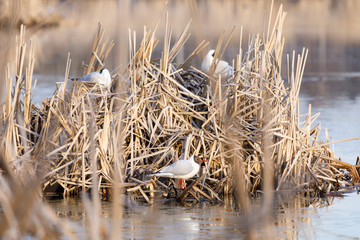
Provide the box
[1,9,359,204]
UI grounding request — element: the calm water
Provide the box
[48,191,360,239]
[300,75,360,165]
[21,0,360,239]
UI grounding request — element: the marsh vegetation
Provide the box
[0,0,360,239]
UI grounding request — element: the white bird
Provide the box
[151,155,205,189]
[76,68,112,88]
[201,49,233,79]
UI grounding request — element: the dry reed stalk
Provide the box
[0,2,358,239]
[0,23,78,239]
[1,8,358,207]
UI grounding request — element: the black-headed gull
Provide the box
[151,155,205,189]
[75,68,111,88]
[201,49,233,79]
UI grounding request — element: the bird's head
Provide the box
[209,49,215,58]
[201,49,216,73]
[194,156,206,165]
[99,68,111,87]
[100,68,109,75]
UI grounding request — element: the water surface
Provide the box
[48,191,360,239]
[18,0,360,239]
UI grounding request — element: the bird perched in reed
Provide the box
[150,155,205,189]
[73,68,112,88]
[201,49,233,79]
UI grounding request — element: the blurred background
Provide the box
[1,0,359,74]
[1,0,359,162]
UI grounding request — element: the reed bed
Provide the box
[1,6,359,208]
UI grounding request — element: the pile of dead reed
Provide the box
[1,8,359,205]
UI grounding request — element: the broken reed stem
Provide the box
[1,5,359,209]
[0,21,78,239]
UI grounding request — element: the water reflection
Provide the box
[302,75,360,106]
[47,192,360,239]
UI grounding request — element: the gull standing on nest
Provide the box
[150,155,205,190]
[75,68,112,88]
[201,49,233,79]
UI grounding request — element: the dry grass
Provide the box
[0,4,360,240]
[0,2,359,239]
[1,3,359,206]
[0,0,62,29]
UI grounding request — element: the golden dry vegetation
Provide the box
[0,1,360,239]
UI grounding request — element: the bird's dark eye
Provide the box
[211,52,215,57]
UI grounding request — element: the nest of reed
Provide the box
[1,9,359,205]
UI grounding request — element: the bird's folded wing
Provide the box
[216,60,232,76]
[159,160,193,176]
[79,72,98,82]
